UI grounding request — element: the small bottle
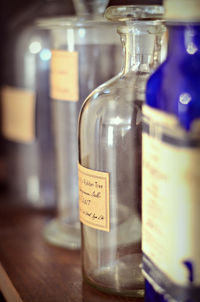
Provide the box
[78,4,165,296]
[142,0,200,301]
[41,0,121,249]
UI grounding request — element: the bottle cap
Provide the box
[164,0,200,22]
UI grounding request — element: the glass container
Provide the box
[142,0,200,301]
[1,0,75,207]
[78,5,165,296]
[41,0,122,249]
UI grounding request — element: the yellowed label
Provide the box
[50,50,79,102]
[78,163,110,232]
[1,86,35,143]
[142,105,200,286]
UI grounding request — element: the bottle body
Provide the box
[143,24,200,302]
[79,74,144,296]
[2,25,55,207]
[42,16,121,248]
[1,0,75,207]
[78,6,165,295]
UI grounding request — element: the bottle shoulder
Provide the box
[146,54,200,129]
[147,53,200,99]
[80,71,146,116]
[79,73,143,129]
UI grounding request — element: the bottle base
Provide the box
[43,218,81,249]
[83,254,144,297]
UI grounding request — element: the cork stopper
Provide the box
[164,0,200,22]
[105,5,164,22]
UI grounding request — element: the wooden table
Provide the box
[0,201,144,302]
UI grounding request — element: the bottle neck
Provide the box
[167,24,200,59]
[118,22,164,76]
[72,0,109,16]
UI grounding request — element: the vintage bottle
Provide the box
[41,0,121,249]
[142,0,200,301]
[1,0,75,207]
[78,4,165,296]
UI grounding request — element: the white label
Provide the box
[1,86,35,143]
[142,105,200,287]
[50,50,79,102]
[78,163,110,232]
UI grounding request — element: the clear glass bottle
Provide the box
[1,0,75,207]
[41,0,122,249]
[78,5,165,296]
[142,0,200,302]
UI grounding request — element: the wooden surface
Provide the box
[0,201,144,302]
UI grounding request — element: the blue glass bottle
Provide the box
[146,24,200,130]
[142,1,200,302]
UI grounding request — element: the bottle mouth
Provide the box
[117,23,165,36]
[105,5,164,22]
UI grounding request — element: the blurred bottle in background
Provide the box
[41,0,122,248]
[0,0,27,196]
[1,0,75,207]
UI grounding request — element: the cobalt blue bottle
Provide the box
[142,0,200,302]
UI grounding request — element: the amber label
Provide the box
[78,163,110,232]
[50,50,79,102]
[142,105,200,286]
[1,86,35,143]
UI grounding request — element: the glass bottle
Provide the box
[142,0,200,302]
[41,0,122,249]
[1,0,75,207]
[78,5,165,296]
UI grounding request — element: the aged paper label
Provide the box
[1,86,35,143]
[142,105,200,286]
[78,163,110,232]
[50,50,79,102]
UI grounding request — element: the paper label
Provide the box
[1,86,35,143]
[142,105,200,287]
[50,50,79,102]
[78,163,110,232]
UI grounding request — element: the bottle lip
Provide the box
[36,15,116,29]
[117,22,166,35]
[105,5,164,22]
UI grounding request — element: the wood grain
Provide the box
[0,201,144,302]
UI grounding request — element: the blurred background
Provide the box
[1,0,37,76]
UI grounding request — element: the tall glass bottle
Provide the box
[78,5,165,296]
[41,0,121,248]
[142,0,200,302]
[1,0,75,207]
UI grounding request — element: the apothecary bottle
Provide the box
[41,0,121,249]
[78,4,165,296]
[142,0,200,302]
[1,0,75,207]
